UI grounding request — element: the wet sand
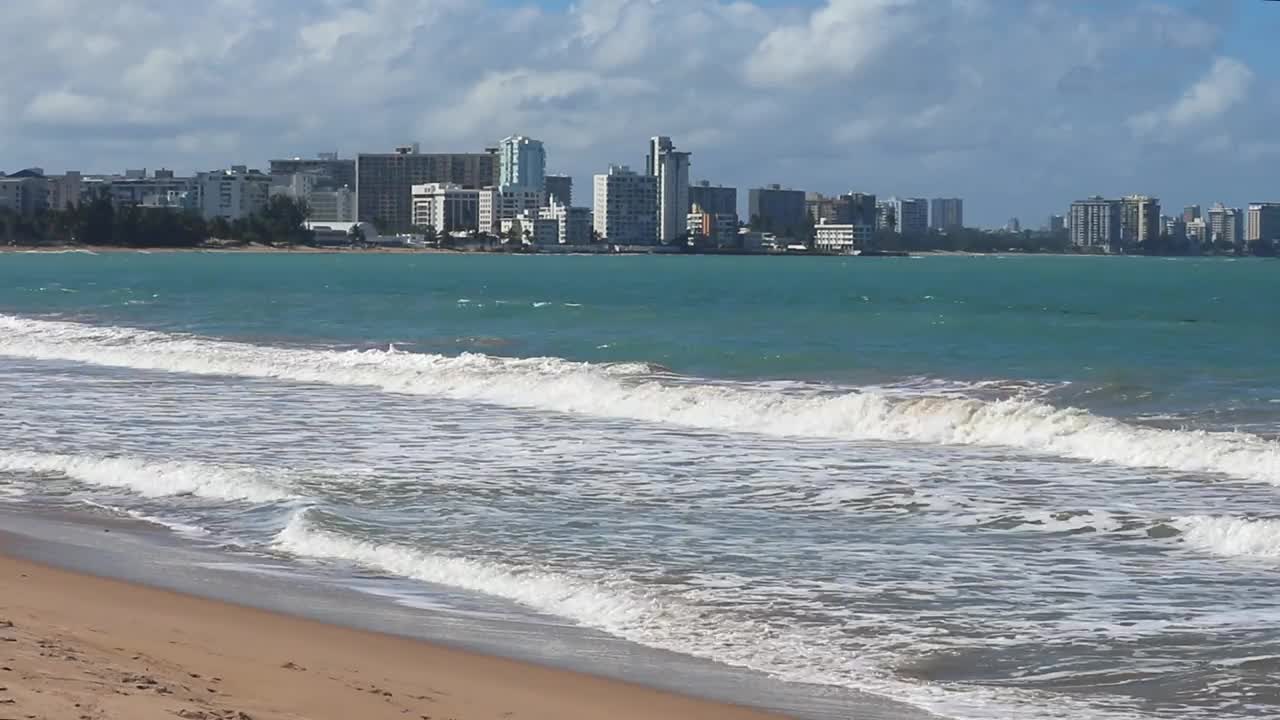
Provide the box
[0,552,794,720]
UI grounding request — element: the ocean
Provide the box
[1,251,1278,720]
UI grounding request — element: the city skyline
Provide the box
[2,1,1277,226]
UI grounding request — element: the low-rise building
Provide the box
[479,187,543,235]
[410,183,480,233]
[539,203,592,245]
[196,168,271,221]
[687,205,738,247]
[0,171,50,216]
[501,212,558,245]
[813,220,873,253]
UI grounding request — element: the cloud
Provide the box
[0,0,1274,224]
[1128,57,1253,137]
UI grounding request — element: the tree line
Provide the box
[0,193,312,248]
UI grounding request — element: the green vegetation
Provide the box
[0,194,313,248]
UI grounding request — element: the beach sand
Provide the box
[0,553,793,720]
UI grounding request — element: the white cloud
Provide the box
[0,0,1273,224]
[1128,57,1253,137]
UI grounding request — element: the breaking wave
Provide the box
[1177,516,1280,560]
[3,314,1279,484]
[0,449,296,503]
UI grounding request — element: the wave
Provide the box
[1176,516,1280,559]
[273,509,1140,720]
[3,314,1280,484]
[0,449,296,503]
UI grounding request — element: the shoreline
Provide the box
[0,549,797,720]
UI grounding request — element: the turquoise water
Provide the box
[2,252,1280,720]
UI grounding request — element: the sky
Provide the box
[1,0,1277,227]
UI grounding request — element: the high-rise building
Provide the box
[1120,195,1161,247]
[544,174,572,207]
[929,198,964,230]
[478,187,543,235]
[1182,204,1201,223]
[748,185,806,236]
[1207,203,1243,246]
[410,183,480,234]
[539,203,592,245]
[269,154,355,190]
[687,205,739,247]
[306,187,356,223]
[646,136,691,244]
[499,135,546,192]
[0,170,49,216]
[887,197,928,235]
[593,165,657,245]
[689,181,737,217]
[1070,196,1122,251]
[1048,214,1066,233]
[1186,218,1207,246]
[196,168,271,221]
[1162,215,1186,243]
[356,144,498,232]
[1006,217,1021,233]
[876,201,895,232]
[807,192,874,226]
[1246,203,1280,245]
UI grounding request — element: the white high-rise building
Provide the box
[478,187,544,235]
[1207,203,1243,246]
[593,165,657,245]
[197,168,271,221]
[1070,196,1121,251]
[499,135,546,193]
[645,136,690,244]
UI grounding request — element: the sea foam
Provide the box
[1177,516,1280,560]
[3,314,1279,485]
[0,449,296,503]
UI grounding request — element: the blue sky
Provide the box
[1,0,1276,226]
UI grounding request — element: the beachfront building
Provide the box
[1120,195,1161,248]
[0,170,50,216]
[269,154,355,190]
[501,211,558,245]
[410,183,480,234]
[1070,196,1122,251]
[930,198,964,230]
[748,185,806,236]
[544,174,572,207]
[498,135,546,193]
[1186,217,1208,246]
[887,197,928,235]
[593,165,657,245]
[196,167,271,221]
[478,187,544,235]
[81,170,196,209]
[646,136,691,244]
[1246,203,1280,246]
[1206,203,1243,246]
[686,204,739,247]
[539,203,592,245]
[808,192,875,226]
[356,144,498,232]
[813,220,873,253]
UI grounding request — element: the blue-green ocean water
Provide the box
[1,252,1279,720]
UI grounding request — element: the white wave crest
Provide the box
[3,314,1280,484]
[1176,516,1280,559]
[0,449,296,503]
[273,510,1144,720]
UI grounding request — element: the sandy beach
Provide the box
[0,552,794,720]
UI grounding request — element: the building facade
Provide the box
[1070,196,1122,251]
[888,197,928,235]
[478,188,544,235]
[499,135,546,192]
[544,174,572,207]
[82,172,197,209]
[687,206,738,247]
[748,185,806,236]
[813,221,873,253]
[593,165,657,245]
[0,171,49,216]
[268,154,355,190]
[1048,214,1066,233]
[1120,195,1161,248]
[501,212,558,245]
[1207,203,1243,246]
[646,136,691,244]
[539,203,592,245]
[689,181,737,218]
[410,183,480,233]
[307,187,356,222]
[196,168,271,221]
[929,197,964,230]
[1183,205,1201,223]
[356,145,498,232]
[1246,203,1280,245]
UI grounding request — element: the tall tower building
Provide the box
[499,135,546,192]
[1120,195,1161,248]
[645,136,691,244]
[1246,203,1280,245]
[929,198,964,230]
[888,197,928,235]
[544,174,572,207]
[1070,196,1122,251]
[1207,203,1243,246]
[593,165,657,245]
